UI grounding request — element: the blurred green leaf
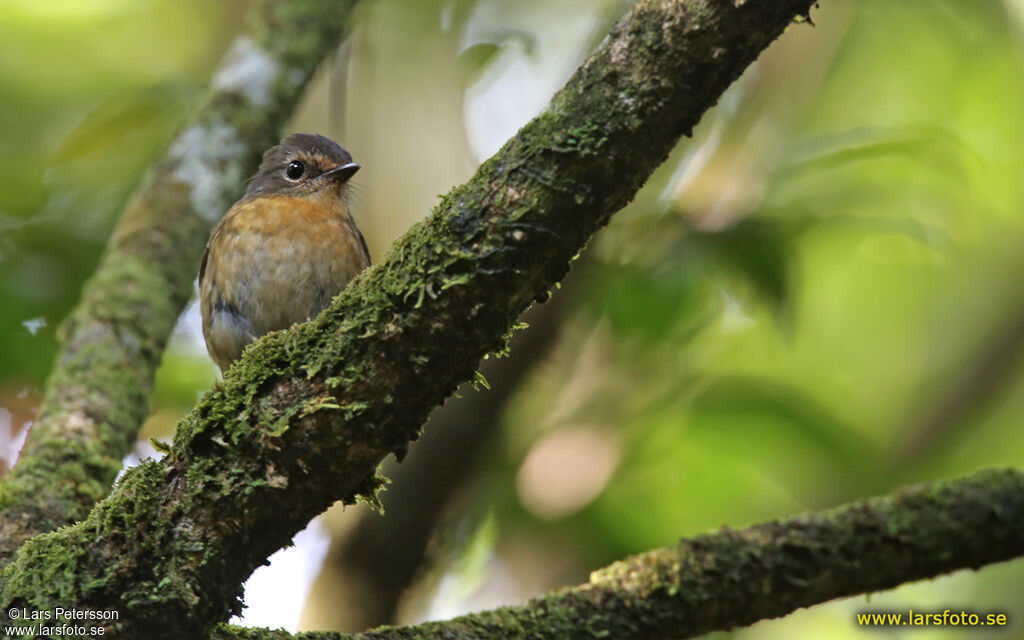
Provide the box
[775,125,982,183]
[52,82,191,163]
[689,375,882,488]
[687,218,797,323]
[588,260,717,345]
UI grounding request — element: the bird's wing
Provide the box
[356,227,371,266]
[199,244,210,284]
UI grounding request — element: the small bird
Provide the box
[200,133,370,372]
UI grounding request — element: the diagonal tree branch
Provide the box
[210,467,1024,640]
[306,287,571,631]
[0,0,818,637]
[0,0,359,563]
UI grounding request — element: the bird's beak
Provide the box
[321,162,361,183]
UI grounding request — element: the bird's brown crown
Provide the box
[244,133,358,199]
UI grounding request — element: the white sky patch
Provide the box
[169,121,247,224]
[117,440,164,484]
[22,317,46,335]
[0,408,31,471]
[174,293,209,355]
[212,36,281,109]
[232,520,332,631]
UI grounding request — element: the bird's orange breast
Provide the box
[200,193,370,371]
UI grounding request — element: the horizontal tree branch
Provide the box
[0,0,816,637]
[0,0,359,563]
[212,467,1024,640]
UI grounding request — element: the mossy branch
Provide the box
[0,0,359,563]
[313,292,570,631]
[0,0,818,637]
[207,467,1024,640]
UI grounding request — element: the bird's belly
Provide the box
[244,247,340,330]
[220,219,362,335]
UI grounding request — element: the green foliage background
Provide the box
[1,0,1023,637]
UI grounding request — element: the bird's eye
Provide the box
[285,161,305,180]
